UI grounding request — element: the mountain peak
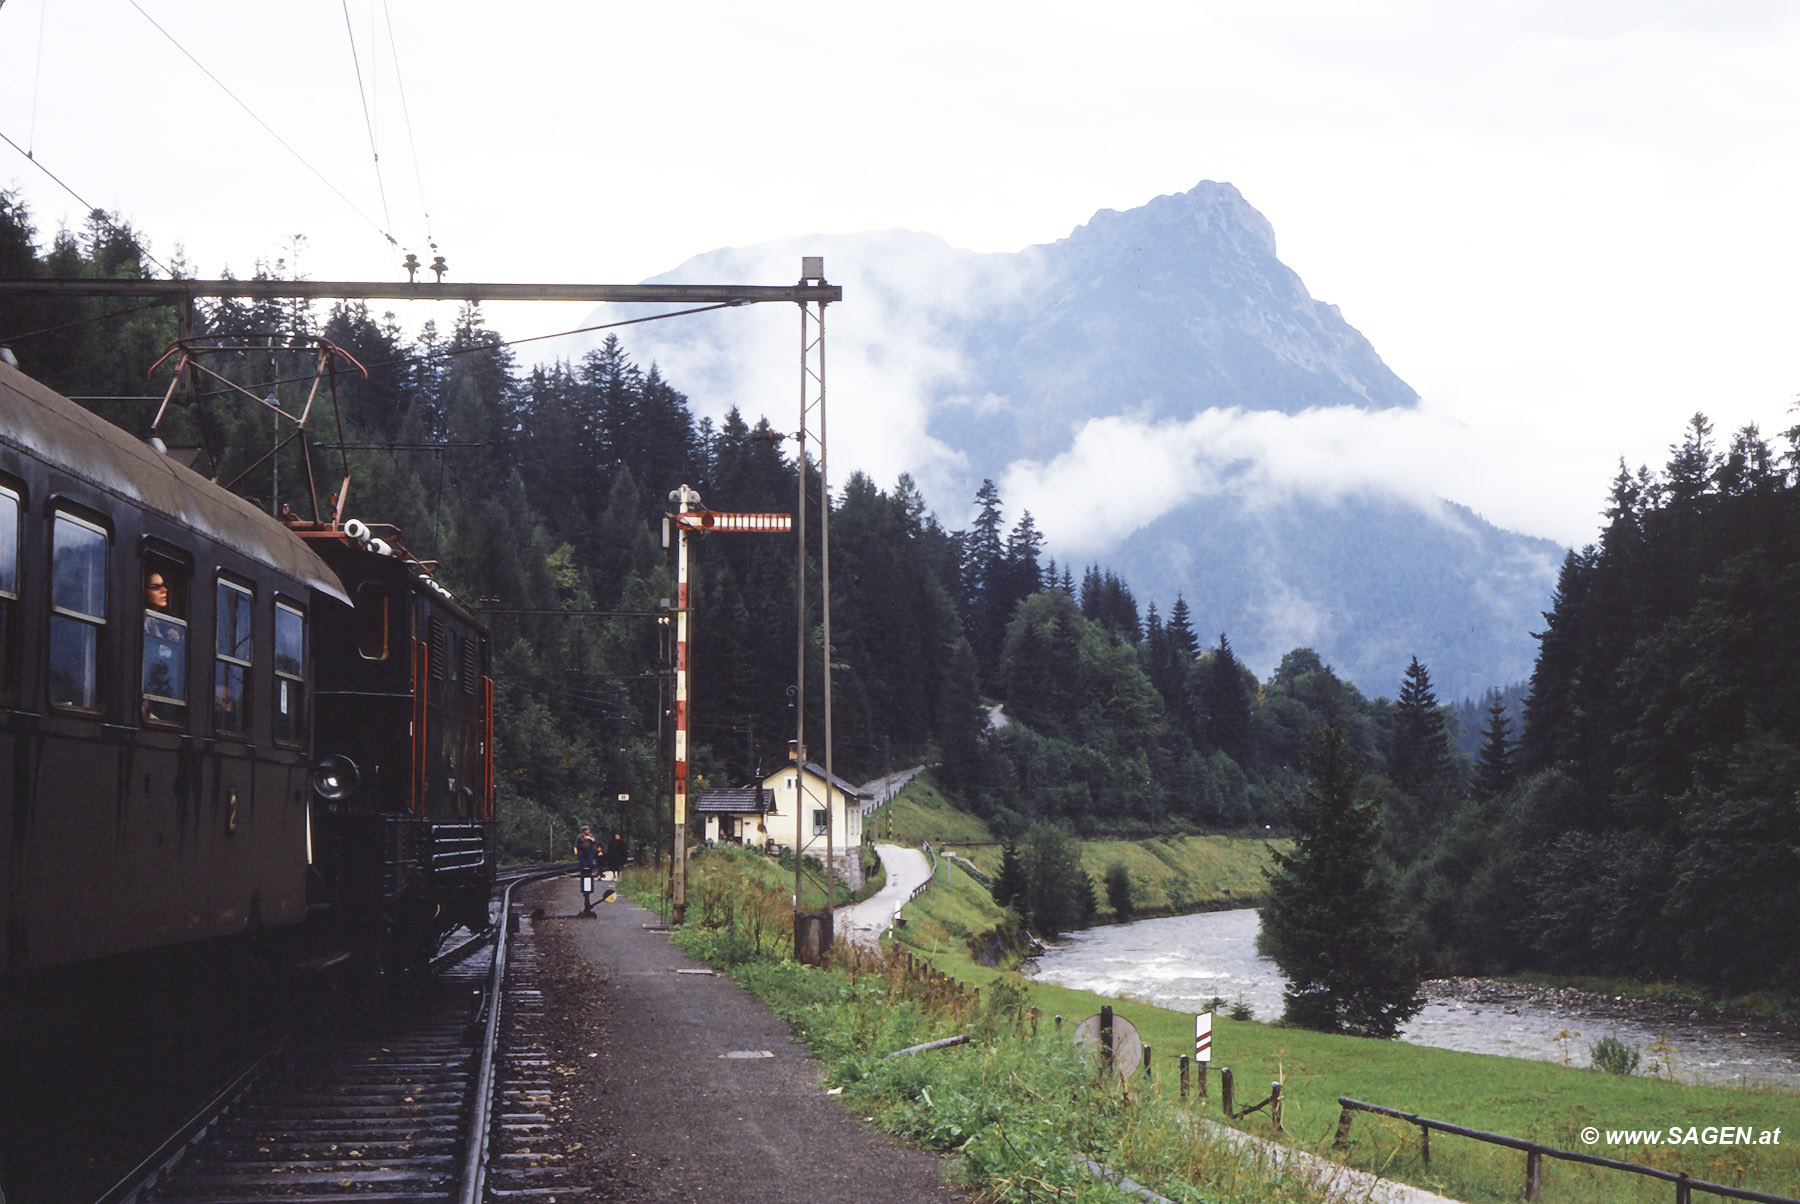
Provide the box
[1068,180,1278,259]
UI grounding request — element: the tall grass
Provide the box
[724,942,1365,1202]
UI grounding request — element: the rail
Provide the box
[96,1026,300,1204]
[458,876,517,1204]
[1335,1097,1799,1204]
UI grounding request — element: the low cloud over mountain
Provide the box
[567,181,1562,700]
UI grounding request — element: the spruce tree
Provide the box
[1201,633,1252,761]
[1260,719,1423,1037]
[993,839,1028,912]
[1474,693,1515,798]
[1387,656,1450,799]
[1165,596,1199,659]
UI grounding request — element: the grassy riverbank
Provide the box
[892,859,1800,1204]
[873,775,1281,922]
[1484,971,1800,1026]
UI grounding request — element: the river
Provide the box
[1026,908,1800,1091]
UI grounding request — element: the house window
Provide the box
[812,808,828,836]
[0,485,18,693]
[273,600,305,745]
[215,578,253,736]
[49,511,108,711]
[141,552,189,725]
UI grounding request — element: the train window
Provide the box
[214,578,252,736]
[356,582,389,660]
[0,485,17,692]
[49,511,108,712]
[273,601,305,745]
[141,552,188,725]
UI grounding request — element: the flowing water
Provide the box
[1026,908,1800,1090]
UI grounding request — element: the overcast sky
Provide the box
[2,1,1797,550]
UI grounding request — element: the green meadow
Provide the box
[891,850,1800,1204]
[872,776,1281,921]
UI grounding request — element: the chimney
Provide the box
[788,739,806,764]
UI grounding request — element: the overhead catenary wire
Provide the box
[0,299,170,345]
[382,0,438,254]
[27,0,48,158]
[127,0,399,249]
[0,128,175,278]
[340,0,396,245]
[120,300,752,402]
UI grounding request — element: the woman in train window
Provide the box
[141,563,188,725]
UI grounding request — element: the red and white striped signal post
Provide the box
[664,485,793,924]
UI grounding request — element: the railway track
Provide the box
[101,874,579,1204]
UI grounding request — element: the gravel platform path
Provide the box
[530,876,971,1203]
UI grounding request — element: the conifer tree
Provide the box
[1260,719,1423,1037]
[1201,633,1252,761]
[993,839,1028,912]
[1165,596,1199,659]
[1474,693,1515,798]
[1388,656,1451,799]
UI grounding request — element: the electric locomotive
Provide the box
[294,520,495,970]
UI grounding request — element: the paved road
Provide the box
[858,766,924,816]
[834,843,932,948]
[542,877,969,1203]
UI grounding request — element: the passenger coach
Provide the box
[0,360,348,975]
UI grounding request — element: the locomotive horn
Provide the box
[344,518,372,544]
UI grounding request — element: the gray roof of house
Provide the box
[695,787,771,814]
[789,761,874,799]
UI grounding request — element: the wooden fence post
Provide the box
[1333,1104,1354,1149]
[1525,1146,1542,1201]
[1143,1046,1153,1082]
[1100,1006,1115,1073]
[1220,1067,1235,1118]
[1179,1055,1190,1100]
[1676,1174,1691,1204]
[1055,1014,1063,1032]
[1270,1081,1282,1132]
[1030,1006,1039,1037]
[1419,1123,1430,1169]
[1197,1060,1207,1100]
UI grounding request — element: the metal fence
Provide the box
[1335,1097,1798,1204]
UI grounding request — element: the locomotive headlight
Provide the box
[312,754,360,801]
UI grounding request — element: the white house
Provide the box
[696,741,871,888]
